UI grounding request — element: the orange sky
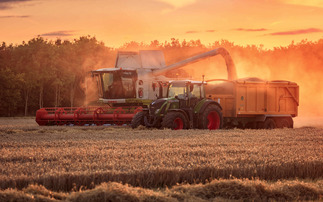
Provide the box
[1,0,323,48]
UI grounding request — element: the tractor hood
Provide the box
[149,98,169,114]
[150,98,168,108]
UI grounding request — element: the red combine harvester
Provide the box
[35,48,242,126]
[36,50,169,126]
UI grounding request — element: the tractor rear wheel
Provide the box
[131,111,145,129]
[200,105,223,130]
[162,112,188,130]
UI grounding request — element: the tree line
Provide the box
[1,36,323,116]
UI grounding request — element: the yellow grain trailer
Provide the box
[206,78,299,129]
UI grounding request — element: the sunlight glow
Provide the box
[157,0,197,8]
[281,0,323,8]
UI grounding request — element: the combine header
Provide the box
[36,106,143,126]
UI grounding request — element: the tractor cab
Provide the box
[132,79,223,130]
[167,80,205,108]
[167,80,205,99]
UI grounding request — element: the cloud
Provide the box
[235,28,268,32]
[0,0,31,9]
[185,30,216,34]
[269,28,323,35]
[0,15,30,18]
[40,30,75,37]
[186,30,200,34]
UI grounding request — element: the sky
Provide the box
[1,0,323,49]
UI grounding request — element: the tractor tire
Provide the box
[161,112,188,130]
[200,105,223,130]
[263,118,277,129]
[276,117,293,128]
[131,111,145,129]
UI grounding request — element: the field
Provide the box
[0,117,322,201]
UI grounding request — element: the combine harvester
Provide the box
[36,48,299,128]
[36,50,179,126]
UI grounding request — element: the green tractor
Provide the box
[131,80,223,130]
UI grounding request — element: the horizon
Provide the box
[2,35,322,51]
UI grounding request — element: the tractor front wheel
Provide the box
[131,111,145,129]
[162,112,188,130]
[200,105,223,130]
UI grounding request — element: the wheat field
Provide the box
[0,117,322,201]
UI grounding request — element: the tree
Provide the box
[11,37,55,115]
[0,68,24,116]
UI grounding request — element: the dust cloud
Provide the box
[82,76,99,106]
[164,41,323,117]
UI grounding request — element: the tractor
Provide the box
[132,77,299,130]
[131,80,223,130]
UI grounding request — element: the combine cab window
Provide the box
[101,70,137,99]
[94,74,103,98]
[121,71,136,98]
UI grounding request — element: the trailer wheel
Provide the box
[200,105,223,130]
[276,117,293,128]
[162,112,188,130]
[288,117,294,128]
[131,111,145,129]
[245,122,257,129]
[263,118,276,129]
